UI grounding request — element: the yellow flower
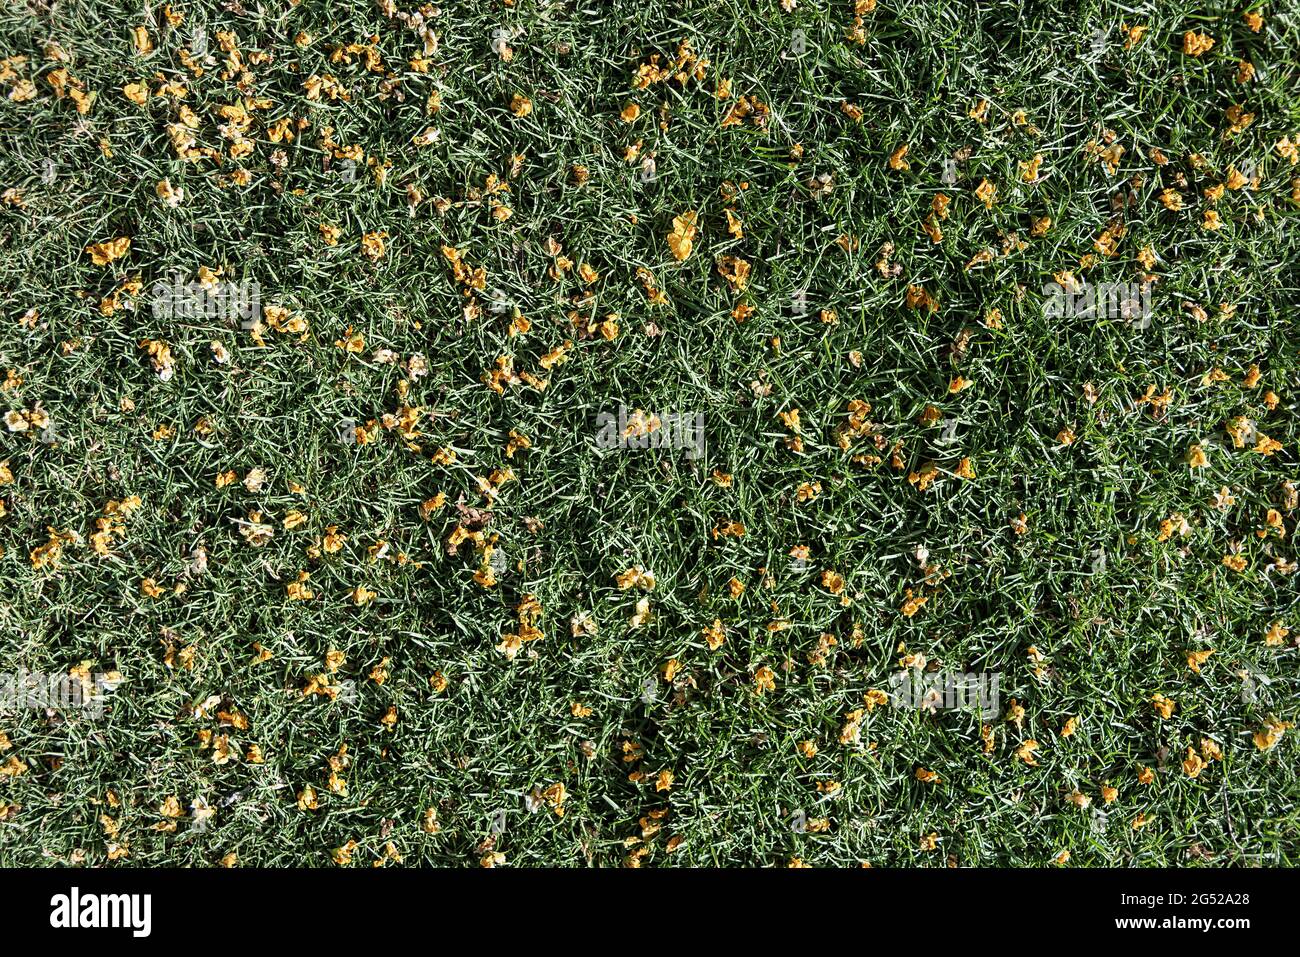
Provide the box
[1005,699,1025,729]
[1253,717,1292,751]
[1182,31,1215,56]
[85,237,130,266]
[628,596,652,629]
[820,569,845,594]
[615,566,656,591]
[716,254,750,292]
[360,231,388,261]
[1222,554,1247,573]
[286,571,314,600]
[900,589,927,618]
[667,211,698,261]
[334,327,365,353]
[795,481,821,502]
[839,709,865,746]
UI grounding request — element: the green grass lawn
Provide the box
[0,0,1297,867]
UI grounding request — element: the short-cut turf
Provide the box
[0,0,1296,866]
